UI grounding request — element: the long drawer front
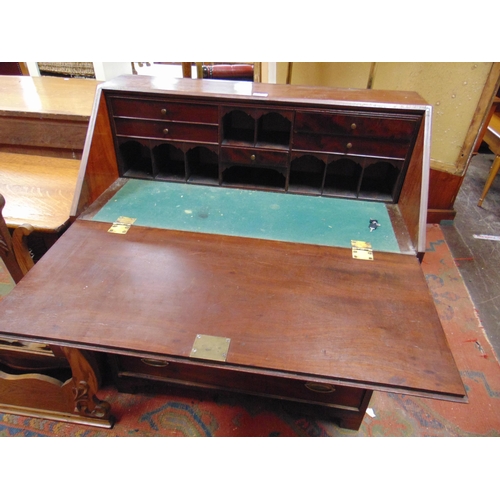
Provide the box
[114,118,218,143]
[294,110,419,140]
[109,97,219,124]
[111,354,368,412]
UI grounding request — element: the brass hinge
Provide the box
[108,216,137,234]
[351,240,373,260]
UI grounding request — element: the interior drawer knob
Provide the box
[163,128,169,135]
[346,142,353,149]
[161,108,167,115]
[140,358,169,367]
[304,382,336,393]
[351,123,357,130]
[250,154,256,161]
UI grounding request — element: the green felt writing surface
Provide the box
[93,180,401,252]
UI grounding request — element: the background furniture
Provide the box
[0,76,466,430]
[478,110,500,206]
[181,63,262,82]
[0,75,99,258]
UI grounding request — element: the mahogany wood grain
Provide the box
[427,168,463,222]
[72,91,119,217]
[102,75,429,108]
[398,115,425,251]
[0,218,465,400]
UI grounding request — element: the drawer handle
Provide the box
[161,108,167,115]
[305,382,336,393]
[140,358,169,367]
[163,128,169,135]
[351,123,357,130]
[250,154,256,161]
[346,142,353,149]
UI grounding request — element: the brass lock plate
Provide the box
[190,334,231,362]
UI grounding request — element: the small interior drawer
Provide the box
[109,97,219,124]
[111,354,367,410]
[293,133,412,159]
[295,111,419,141]
[220,146,289,167]
[114,118,218,143]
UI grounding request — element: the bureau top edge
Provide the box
[97,75,430,112]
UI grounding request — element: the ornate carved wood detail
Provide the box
[61,346,113,424]
[72,380,111,419]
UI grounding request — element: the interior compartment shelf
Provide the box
[222,109,292,149]
[288,155,325,194]
[186,146,219,185]
[222,165,287,191]
[153,143,186,181]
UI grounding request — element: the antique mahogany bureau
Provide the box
[0,75,466,430]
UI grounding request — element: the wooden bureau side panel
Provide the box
[71,90,119,218]
[398,114,426,253]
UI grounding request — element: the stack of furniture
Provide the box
[0,76,466,430]
[0,75,99,256]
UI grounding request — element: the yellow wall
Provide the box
[276,62,494,175]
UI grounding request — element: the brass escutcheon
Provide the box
[304,382,336,393]
[141,358,169,367]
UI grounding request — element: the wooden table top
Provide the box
[0,217,466,400]
[0,76,100,118]
[0,152,80,231]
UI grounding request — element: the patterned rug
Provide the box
[1,224,500,436]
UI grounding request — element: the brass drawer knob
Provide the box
[140,358,169,367]
[346,142,353,149]
[161,108,167,115]
[351,123,357,130]
[304,382,336,393]
[250,154,256,161]
[163,128,169,135]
